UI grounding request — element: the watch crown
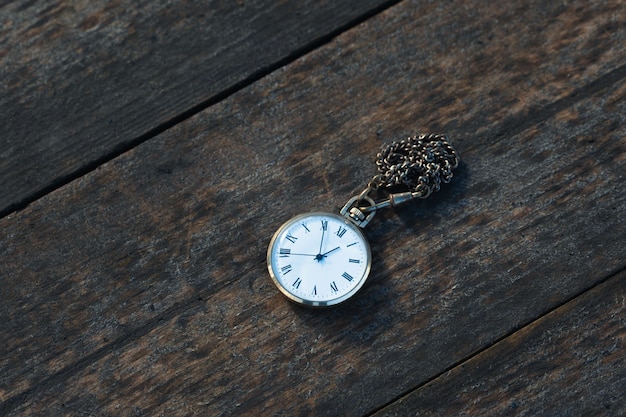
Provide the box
[349,207,366,222]
[340,195,376,228]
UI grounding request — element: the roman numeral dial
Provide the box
[267,212,371,307]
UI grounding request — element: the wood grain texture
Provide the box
[1,0,625,415]
[0,0,394,215]
[375,271,626,416]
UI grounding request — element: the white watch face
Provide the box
[267,212,371,307]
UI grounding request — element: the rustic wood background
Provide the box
[1,0,624,416]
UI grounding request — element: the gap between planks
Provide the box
[366,263,626,416]
[0,0,403,220]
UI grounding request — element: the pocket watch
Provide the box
[267,133,459,307]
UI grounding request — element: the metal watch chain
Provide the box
[341,133,460,227]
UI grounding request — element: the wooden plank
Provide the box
[1,0,625,415]
[374,271,626,416]
[0,0,396,216]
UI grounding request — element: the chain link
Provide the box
[341,133,459,227]
[372,133,460,199]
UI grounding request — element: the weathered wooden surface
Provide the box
[375,271,626,416]
[1,0,625,415]
[0,0,395,216]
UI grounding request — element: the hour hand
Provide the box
[321,246,340,257]
[315,246,339,261]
